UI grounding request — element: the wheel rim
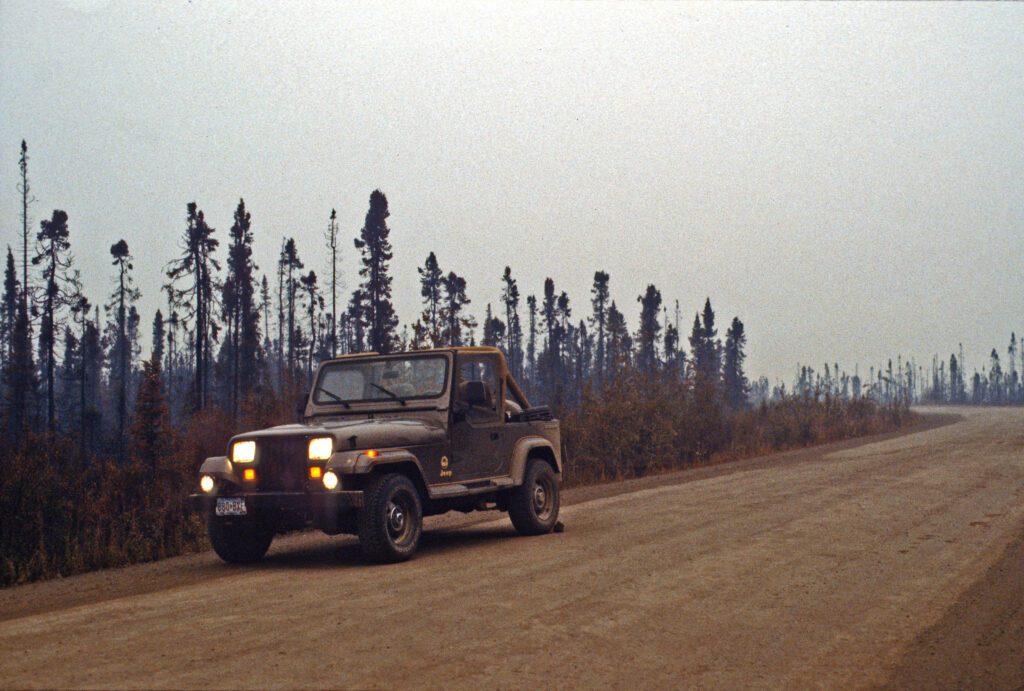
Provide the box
[532,474,555,521]
[386,491,416,546]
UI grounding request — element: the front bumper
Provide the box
[188,490,365,516]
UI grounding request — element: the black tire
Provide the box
[357,473,423,563]
[508,459,560,536]
[208,516,274,564]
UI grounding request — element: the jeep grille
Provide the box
[257,437,311,492]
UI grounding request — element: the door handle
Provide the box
[490,432,500,441]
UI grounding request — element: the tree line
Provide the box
[0,141,907,585]
[756,336,1023,410]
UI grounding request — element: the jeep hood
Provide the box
[236,417,445,450]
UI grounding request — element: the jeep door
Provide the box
[450,353,507,480]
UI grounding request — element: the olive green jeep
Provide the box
[189,347,561,563]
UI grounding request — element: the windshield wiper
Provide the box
[370,382,406,405]
[316,386,350,408]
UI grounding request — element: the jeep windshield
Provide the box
[313,354,449,406]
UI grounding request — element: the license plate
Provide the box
[215,497,247,516]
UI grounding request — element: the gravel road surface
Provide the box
[1,406,1021,689]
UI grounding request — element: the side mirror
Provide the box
[296,392,309,418]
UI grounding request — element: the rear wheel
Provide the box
[358,473,423,563]
[508,459,560,535]
[208,516,274,564]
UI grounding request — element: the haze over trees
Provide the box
[4,141,1013,586]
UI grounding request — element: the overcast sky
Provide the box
[1,1,1021,383]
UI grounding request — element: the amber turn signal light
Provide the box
[365,449,378,458]
[309,466,322,479]
[243,468,256,481]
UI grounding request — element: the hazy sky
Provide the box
[1,1,1021,383]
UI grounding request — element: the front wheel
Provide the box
[508,460,560,535]
[357,473,423,563]
[208,516,274,564]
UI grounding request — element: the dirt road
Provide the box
[1,407,1022,689]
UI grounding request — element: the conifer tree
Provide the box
[151,310,165,373]
[418,252,444,346]
[275,240,287,384]
[606,301,631,373]
[109,239,140,459]
[165,203,219,411]
[636,284,662,373]
[723,317,749,408]
[690,298,721,383]
[129,356,171,468]
[989,348,1003,403]
[223,199,259,417]
[17,141,33,338]
[0,248,16,375]
[299,270,322,382]
[354,190,399,353]
[325,209,340,357]
[34,209,74,431]
[590,271,610,386]
[1008,333,1019,402]
[482,303,506,347]
[663,320,681,373]
[6,144,36,438]
[441,272,472,346]
[542,278,558,368]
[501,267,522,377]
[260,275,272,359]
[526,295,538,387]
[278,238,303,376]
[948,354,957,403]
[347,288,366,353]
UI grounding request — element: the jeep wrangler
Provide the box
[189,347,561,563]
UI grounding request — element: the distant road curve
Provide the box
[1,407,1021,689]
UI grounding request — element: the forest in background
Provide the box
[13,140,1009,586]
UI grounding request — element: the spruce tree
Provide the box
[542,278,558,366]
[325,209,340,357]
[6,144,36,438]
[165,203,219,411]
[279,238,303,375]
[223,199,260,417]
[605,301,630,373]
[723,317,748,408]
[151,310,165,371]
[1,248,18,381]
[501,267,521,377]
[299,270,322,382]
[17,141,33,339]
[34,209,73,431]
[109,239,140,459]
[590,271,610,386]
[441,271,472,346]
[636,284,662,374]
[690,298,721,383]
[354,190,399,353]
[129,356,171,468]
[418,252,444,347]
[347,288,366,353]
[526,295,538,387]
[482,303,506,348]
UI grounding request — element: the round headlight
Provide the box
[199,475,216,493]
[322,470,339,490]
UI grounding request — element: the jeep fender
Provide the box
[510,436,561,484]
[328,449,427,480]
[198,456,237,483]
